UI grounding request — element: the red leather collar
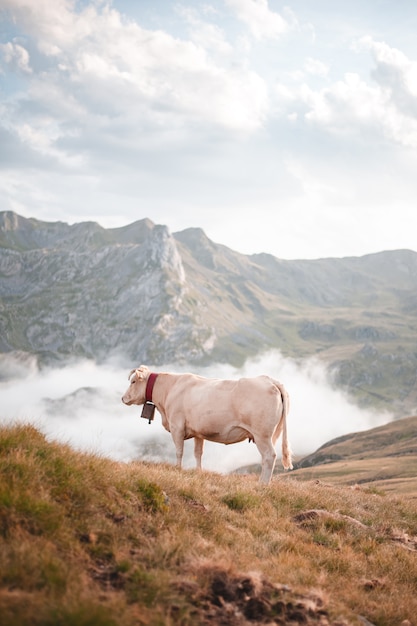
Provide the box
[145,373,158,403]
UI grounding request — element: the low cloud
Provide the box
[0,351,392,475]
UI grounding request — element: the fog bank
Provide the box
[0,351,393,473]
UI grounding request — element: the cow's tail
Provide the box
[275,382,293,470]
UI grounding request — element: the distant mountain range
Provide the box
[1,210,416,416]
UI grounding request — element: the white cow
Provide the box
[122,365,292,484]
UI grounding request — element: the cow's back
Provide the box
[162,373,283,431]
[233,375,282,412]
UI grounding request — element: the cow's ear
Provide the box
[135,365,149,380]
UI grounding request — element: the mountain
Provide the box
[1,210,417,415]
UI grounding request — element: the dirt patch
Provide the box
[178,565,349,625]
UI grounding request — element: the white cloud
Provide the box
[176,5,234,57]
[304,56,328,77]
[302,39,417,148]
[1,0,270,173]
[275,68,417,150]
[224,0,288,40]
[361,37,417,117]
[0,0,83,54]
[305,72,387,132]
[270,36,417,150]
[0,41,32,73]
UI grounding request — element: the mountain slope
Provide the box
[298,415,417,465]
[290,415,417,495]
[1,211,417,415]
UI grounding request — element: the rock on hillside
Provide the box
[1,211,417,415]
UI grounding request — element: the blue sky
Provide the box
[1,0,417,259]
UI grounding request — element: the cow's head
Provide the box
[122,365,149,406]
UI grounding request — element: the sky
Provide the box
[0,350,392,472]
[1,0,417,260]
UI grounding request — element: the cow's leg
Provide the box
[170,426,185,468]
[255,437,277,484]
[194,437,204,470]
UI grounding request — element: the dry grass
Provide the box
[290,456,417,496]
[1,423,417,625]
[289,415,417,497]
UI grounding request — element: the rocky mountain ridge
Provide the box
[1,211,416,416]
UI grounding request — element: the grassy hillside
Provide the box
[290,416,417,496]
[1,426,417,625]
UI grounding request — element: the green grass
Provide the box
[221,491,261,511]
[1,423,417,625]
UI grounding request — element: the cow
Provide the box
[122,365,293,484]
